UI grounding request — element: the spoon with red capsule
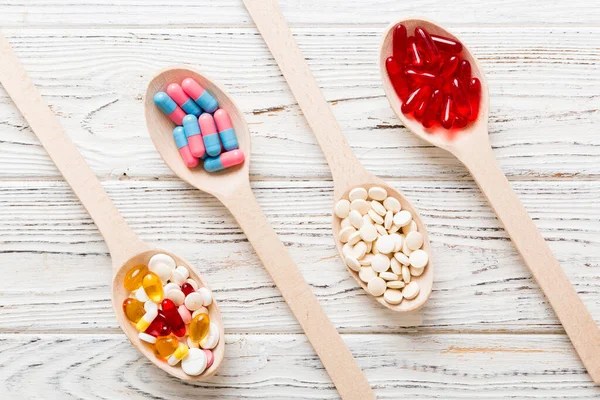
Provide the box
[380,18,600,383]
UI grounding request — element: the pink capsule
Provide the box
[204,149,245,172]
[181,78,218,113]
[173,127,199,168]
[167,83,202,117]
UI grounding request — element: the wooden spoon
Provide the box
[144,66,375,400]
[242,0,433,312]
[0,33,225,380]
[380,18,600,383]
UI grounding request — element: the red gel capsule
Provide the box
[402,86,430,114]
[414,27,441,66]
[413,86,433,120]
[405,68,437,86]
[386,56,409,100]
[145,312,171,337]
[392,24,408,65]
[468,78,481,121]
[450,78,472,118]
[440,95,455,129]
[161,299,187,337]
[430,34,463,54]
[440,55,459,79]
[457,60,472,88]
[422,89,444,128]
[181,283,195,296]
[453,114,468,129]
[407,37,424,68]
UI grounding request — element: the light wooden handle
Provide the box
[458,136,600,383]
[242,0,370,195]
[0,33,146,268]
[221,182,375,400]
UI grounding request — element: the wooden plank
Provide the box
[0,179,598,334]
[1,333,599,399]
[0,27,598,180]
[0,0,599,27]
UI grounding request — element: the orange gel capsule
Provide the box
[122,298,145,323]
[188,313,210,342]
[124,264,148,291]
[142,272,164,303]
[154,335,179,359]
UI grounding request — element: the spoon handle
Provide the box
[221,182,375,400]
[459,135,600,383]
[0,33,147,268]
[243,0,371,197]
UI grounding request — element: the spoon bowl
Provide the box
[379,18,490,153]
[379,19,600,383]
[112,248,225,380]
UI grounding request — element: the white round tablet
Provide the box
[334,199,351,219]
[371,254,391,273]
[181,348,208,376]
[349,187,368,201]
[367,277,386,296]
[376,235,395,254]
[349,210,364,229]
[350,199,370,215]
[403,282,420,300]
[383,197,401,213]
[339,226,356,243]
[344,256,361,272]
[393,210,412,227]
[368,187,387,201]
[409,249,429,269]
[359,224,378,242]
[383,289,403,305]
[358,267,377,283]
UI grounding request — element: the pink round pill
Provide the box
[203,349,214,368]
[178,304,192,324]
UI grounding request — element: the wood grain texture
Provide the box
[0,27,597,180]
[1,333,600,399]
[0,179,597,334]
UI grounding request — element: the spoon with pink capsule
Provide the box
[379,18,600,383]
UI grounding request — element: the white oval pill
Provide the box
[388,224,400,234]
[375,225,388,236]
[171,265,190,285]
[379,271,399,281]
[371,254,391,273]
[334,199,351,219]
[393,210,412,227]
[186,278,199,290]
[349,187,368,201]
[181,348,208,376]
[409,249,429,269]
[368,209,384,224]
[371,201,387,217]
[390,257,402,275]
[359,224,378,242]
[376,235,395,254]
[391,234,403,252]
[341,217,351,229]
[166,289,185,306]
[410,266,425,277]
[384,211,393,230]
[163,282,180,296]
[347,231,361,246]
[403,281,420,299]
[367,277,386,296]
[402,240,413,256]
[394,251,410,266]
[184,292,204,311]
[402,220,418,234]
[349,210,363,229]
[359,267,377,283]
[401,265,411,283]
[200,322,220,350]
[368,187,387,201]
[152,263,172,284]
[339,226,356,243]
[387,280,405,289]
[406,231,423,250]
[352,241,367,259]
[383,197,401,213]
[363,214,373,225]
[365,240,373,255]
[360,253,374,266]
[148,253,176,283]
[198,287,213,306]
[192,307,209,319]
[345,256,361,272]
[350,199,370,215]
[383,289,403,305]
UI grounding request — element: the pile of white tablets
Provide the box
[333,186,429,305]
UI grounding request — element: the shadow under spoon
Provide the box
[0,33,225,381]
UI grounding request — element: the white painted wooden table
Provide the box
[0,1,599,398]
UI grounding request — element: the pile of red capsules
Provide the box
[385,24,481,130]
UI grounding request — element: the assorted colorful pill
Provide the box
[333,186,429,305]
[385,24,481,131]
[122,252,220,376]
[154,77,244,172]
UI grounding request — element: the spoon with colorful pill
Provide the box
[379,18,600,383]
[243,0,434,312]
[144,66,375,400]
[0,33,225,381]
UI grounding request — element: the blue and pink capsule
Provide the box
[204,150,245,172]
[214,109,239,151]
[173,127,199,168]
[199,113,222,157]
[181,78,218,113]
[154,92,186,126]
[182,115,206,158]
[167,83,202,117]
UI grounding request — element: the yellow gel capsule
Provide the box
[188,313,210,342]
[154,335,179,359]
[122,298,145,323]
[124,264,148,291]
[142,272,164,303]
